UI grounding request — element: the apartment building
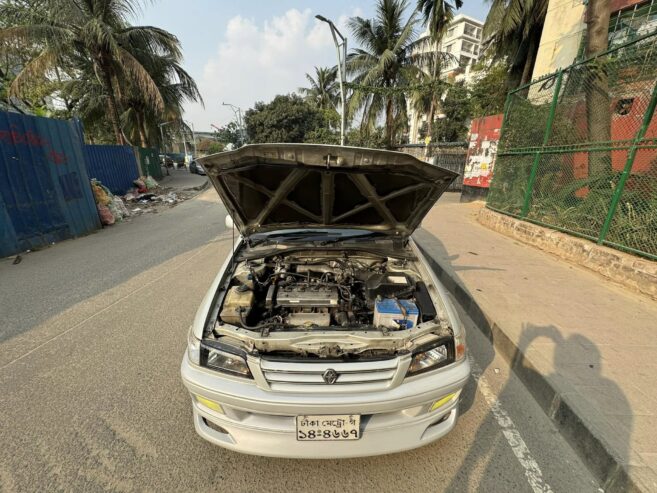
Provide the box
[408,14,485,143]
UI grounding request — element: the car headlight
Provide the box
[187,326,201,364]
[201,340,252,378]
[407,339,454,376]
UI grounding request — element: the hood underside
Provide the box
[199,143,457,236]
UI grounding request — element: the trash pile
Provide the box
[123,176,194,215]
[91,179,130,226]
[90,175,197,226]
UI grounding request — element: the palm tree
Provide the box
[0,0,181,144]
[121,44,203,147]
[416,0,462,137]
[347,0,426,146]
[299,66,339,111]
[484,0,548,86]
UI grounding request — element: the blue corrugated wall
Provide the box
[0,111,101,257]
[83,144,139,195]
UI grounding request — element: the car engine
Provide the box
[218,254,437,332]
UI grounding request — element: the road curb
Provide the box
[415,241,649,493]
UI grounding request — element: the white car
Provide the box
[181,143,470,458]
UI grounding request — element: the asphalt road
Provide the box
[0,190,600,492]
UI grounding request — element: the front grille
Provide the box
[259,357,400,392]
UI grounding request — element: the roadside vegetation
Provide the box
[1,0,614,151]
[0,0,202,147]
[241,0,523,148]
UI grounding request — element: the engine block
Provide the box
[275,284,339,307]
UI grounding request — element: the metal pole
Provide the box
[186,120,197,156]
[520,70,563,217]
[317,15,347,146]
[237,108,247,145]
[180,120,188,168]
[223,102,246,146]
[598,80,657,243]
[159,125,165,153]
[341,37,347,146]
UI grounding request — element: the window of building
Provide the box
[464,23,478,37]
[459,55,472,66]
[447,27,455,37]
[462,41,474,54]
[445,43,453,53]
[608,0,657,48]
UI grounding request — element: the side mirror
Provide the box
[224,214,234,229]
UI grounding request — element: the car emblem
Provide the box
[322,368,338,385]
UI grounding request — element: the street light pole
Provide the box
[183,119,197,157]
[316,14,347,146]
[222,102,247,146]
[158,120,176,176]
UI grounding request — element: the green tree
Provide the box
[347,0,426,147]
[346,127,388,148]
[469,61,509,117]
[207,141,224,154]
[432,82,471,142]
[483,0,548,87]
[299,66,339,111]
[244,94,327,143]
[0,0,183,144]
[416,0,462,136]
[214,121,243,147]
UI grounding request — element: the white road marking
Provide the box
[468,355,554,493]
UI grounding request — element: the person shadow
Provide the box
[444,323,632,492]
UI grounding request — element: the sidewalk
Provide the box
[415,193,657,492]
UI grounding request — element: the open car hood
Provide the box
[199,143,457,237]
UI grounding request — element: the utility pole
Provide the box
[158,120,175,176]
[316,14,347,146]
[184,119,197,157]
[222,102,247,146]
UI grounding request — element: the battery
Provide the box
[373,298,419,329]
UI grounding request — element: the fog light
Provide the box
[430,391,459,412]
[195,395,224,414]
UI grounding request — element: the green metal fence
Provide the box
[487,30,657,260]
[134,146,162,180]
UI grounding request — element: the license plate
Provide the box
[296,414,361,441]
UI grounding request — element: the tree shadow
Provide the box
[413,227,631,491]
[444,323,631,492]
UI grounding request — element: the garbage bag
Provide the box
[144,175,159,189]
[108,196,130,220]
[133,178,147,192]
[97,204,115,225]
[91,180,112,205]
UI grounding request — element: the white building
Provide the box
[408,14,485,144]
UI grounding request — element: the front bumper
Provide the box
[181,353,470,458]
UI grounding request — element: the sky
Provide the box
[137,0,490,132]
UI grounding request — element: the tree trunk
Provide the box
[426,47,441,140]
[99,64,124,145]
[520,33,538,86]
[585,0,612,178]
[385,96,394,148]
[136,110,148,147]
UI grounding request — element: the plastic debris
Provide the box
[97,204,115,225]
[144,175,159,189]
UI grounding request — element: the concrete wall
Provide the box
[479,207,657,300]
[532,0,587,80]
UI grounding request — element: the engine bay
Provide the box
[218,253,438,333]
